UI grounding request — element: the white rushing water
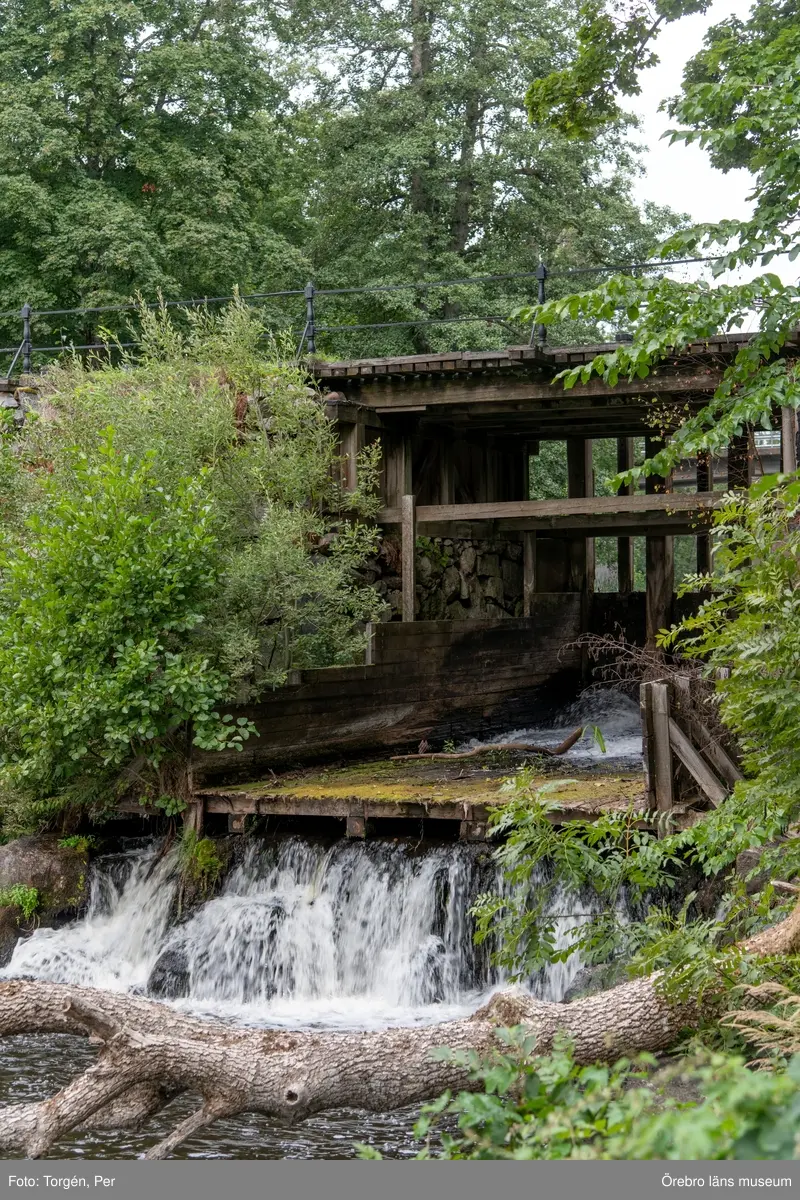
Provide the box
[3,838,598,1030]
[468,688,643,768]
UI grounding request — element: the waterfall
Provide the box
[6,845,177,992]
[3,837,598,1030]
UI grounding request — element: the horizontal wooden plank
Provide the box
[379,493,720,530]
[355,370,723,410]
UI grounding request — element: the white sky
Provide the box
[628,0,796,322]
[632,0,754,224]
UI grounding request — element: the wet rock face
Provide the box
[0,835,89,921]
[147,945,191,999]
[0,906,20,968]
[368,534,528,621]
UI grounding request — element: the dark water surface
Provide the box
[2,1035,424,1159]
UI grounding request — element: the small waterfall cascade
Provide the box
[6,846,177,992]
[472,688,644,769]
[4,837,601,1029]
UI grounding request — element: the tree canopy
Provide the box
[0,0,684,358]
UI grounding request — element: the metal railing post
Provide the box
[304,281,316,355]
[532,261,548,346]
[21,303,32,374]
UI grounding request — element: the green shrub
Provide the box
[178,828,224,893]
[0,303,383,833]
[361,1034,800,1160]
[0,884,39,921]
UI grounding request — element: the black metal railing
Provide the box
[0,255,722,379]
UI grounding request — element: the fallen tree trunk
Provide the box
[2,898,799,1160]
[391,726,584,762]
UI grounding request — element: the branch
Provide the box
[391,726,584,761]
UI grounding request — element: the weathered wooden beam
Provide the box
[523,531,536,617]
[650,682,674,813]
[349,370,724,412]
[646,535,674,649]
[616,437,635,594]
[668,718,728,807]
[640,682,657,811]
[401,493,417,623]
[728,431,752,489]
[671,676,743,790]
[382,431,413,506]
[340,420,365,491]
[379,492,720,532]
[696,450,713,575]
[567,438,594,593]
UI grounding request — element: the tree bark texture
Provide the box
[2,901,799,1159]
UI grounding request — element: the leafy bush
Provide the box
[404,1034,800,1160]
[0,303,383,832]
[661,479,800,873]
[0,884,39,921]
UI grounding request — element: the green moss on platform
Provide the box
[234,758,644,812]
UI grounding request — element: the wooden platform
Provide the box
[163,760,683,840]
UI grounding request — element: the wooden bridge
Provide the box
[316,332,799,644]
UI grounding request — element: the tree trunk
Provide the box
[2,901,799,1159]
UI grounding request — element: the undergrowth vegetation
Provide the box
[0,302,384,836]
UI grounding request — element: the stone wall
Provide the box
[365,534,526,621]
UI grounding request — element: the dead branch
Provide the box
[391,726,584,762]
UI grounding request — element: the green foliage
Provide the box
[472,773,800,1005]
[361,1032,800,1159]
[0,0,305,345]
[660,481,800,865]
[518,0,800,481]
[57,835,94,854]
[527,0,712,138]
[152,795,189,819]
[254,0,684,358]
[178,829,223,892]
[472,776,681,979]
[0,884,39,921]
[0,304,383,831]
[0,429,248,816]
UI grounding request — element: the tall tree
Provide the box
[274,0,684,356]
[0,0,308,349]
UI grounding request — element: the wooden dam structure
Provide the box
[8,330,793,837]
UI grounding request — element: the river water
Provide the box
[1,690,641,1158]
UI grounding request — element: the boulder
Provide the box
[459,545,477,576]
[0,835,89,921]
[0,906,20,968]
[147,945,191,999]
[477,553,500,578]
[441,565,461,604]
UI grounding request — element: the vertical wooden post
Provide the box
[185,798,204,837]
[727,431,751,489]
[782,407,798,475]
[646,535,674,649]
[645,434,673,648]
[383,432,412,507]
[523,531,536,617]
[696,450,712,575]
[651,681,674,813]
[401,493,417,623]
[340,420,365,491]
[640,682,657,811]
[616,437,634,594]
[566,437,594,592]
[437,441,455,504]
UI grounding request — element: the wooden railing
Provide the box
[640,677,743,814]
